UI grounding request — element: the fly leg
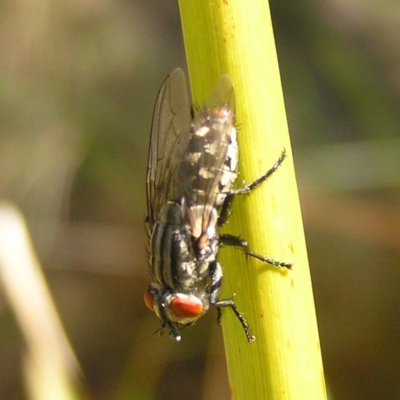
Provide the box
[162,320,182,342]
[209,261,255,342]
[218,150,292,268]
[217,193,235,227]
[233,149,287,195]
[219,233,293,269]
[217,150,287,228]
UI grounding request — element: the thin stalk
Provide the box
[0,202,86,400]
[178,1,326,399]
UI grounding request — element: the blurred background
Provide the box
[0,0,399,399]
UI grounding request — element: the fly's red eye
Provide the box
[170,296,203,318]
[144,291,155,312]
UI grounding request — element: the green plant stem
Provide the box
[178,1,327,399]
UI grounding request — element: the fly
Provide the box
[144,68,292,342]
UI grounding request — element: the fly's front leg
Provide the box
[208,261,223,323]
[209,261,255,342]
[219,234,293,269]
[162,320,182,342]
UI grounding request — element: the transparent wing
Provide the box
[170,75,237,238]
[146,68,191,225]
[203,75,235,112]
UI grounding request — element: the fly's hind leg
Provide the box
[233,149,287,195]
[217,150,287,227]
[217,150,292,269]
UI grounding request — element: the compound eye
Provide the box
[144,290,155,312]
[170,295,203,318]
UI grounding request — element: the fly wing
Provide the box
[171,75,237,238]
[146,68,191,226]
[203,74,235,112]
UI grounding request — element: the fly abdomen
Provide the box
[173,104,238,211]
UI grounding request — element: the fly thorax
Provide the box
[159,201,184,224]
[150,202,198,289]
[186,204,218,242]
